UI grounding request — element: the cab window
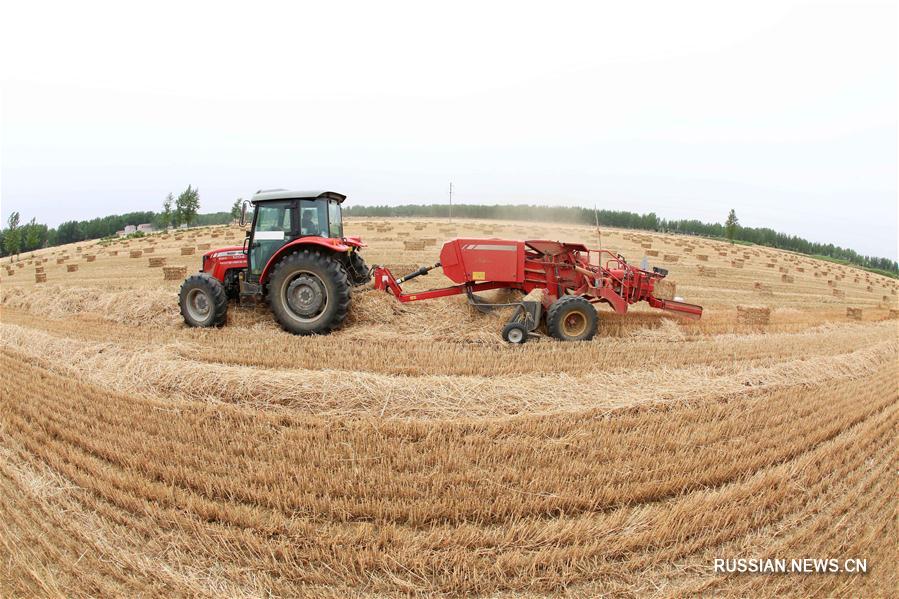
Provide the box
[250,201,294,274]
[299,199,330,237]
[328,201,343,238]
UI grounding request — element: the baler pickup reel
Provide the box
[373,238,702,343]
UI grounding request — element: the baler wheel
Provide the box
[179,273,228,328]
[268,250,350,335]
[501,322,529,344]
[546,296,597,341]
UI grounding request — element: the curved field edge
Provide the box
[1,321,895,418]
[1,348,896,597]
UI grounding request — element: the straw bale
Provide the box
[654,279,676,300]
[163,266,188,280]
[736,305,770,325]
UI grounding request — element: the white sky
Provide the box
[1,0,897,259]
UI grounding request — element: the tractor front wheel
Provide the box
[546,296,597,341]
[179,273,228,327]
[268,250,350,335]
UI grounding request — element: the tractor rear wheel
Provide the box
[179,273,228,327]
[268,250,350,335]
[546,296,597,341]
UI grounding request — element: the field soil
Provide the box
[2,219,897,597]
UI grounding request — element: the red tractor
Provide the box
[179,190,370,334]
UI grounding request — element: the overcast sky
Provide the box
[1,1,896,258]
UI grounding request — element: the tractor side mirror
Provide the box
[239,201,249,227]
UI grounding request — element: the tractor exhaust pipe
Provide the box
[396,262,441,285]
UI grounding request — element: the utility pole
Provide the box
[449,182,453,222]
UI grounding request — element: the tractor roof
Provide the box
[251,190,347,204]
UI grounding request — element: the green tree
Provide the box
[725,209,739,244]
[4,212,20,257]
[230,198,244,220]
[25,217,41,251]
[175,185,200,226]
[161,193,174,228]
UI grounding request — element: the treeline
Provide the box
[345,203,899,275]
[0,210,233,257]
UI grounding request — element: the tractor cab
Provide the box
[241,190,356,283]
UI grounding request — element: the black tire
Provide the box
[501,322,529,344]
[346,252,372,286]
[179,273,228,327]
[268,250,350,335]
[546,296,597,341]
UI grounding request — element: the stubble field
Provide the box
[1,217,897,597]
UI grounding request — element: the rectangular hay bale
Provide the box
[163,266,187,281]
[736,305,771,325]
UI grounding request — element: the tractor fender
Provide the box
[259,238,351,284]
